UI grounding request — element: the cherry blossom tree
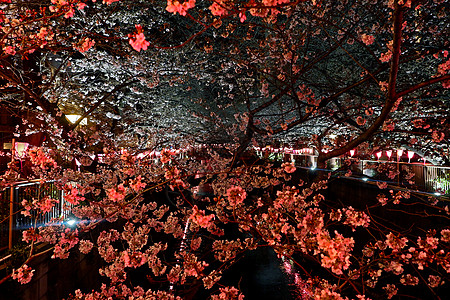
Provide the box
[0,1,449,299]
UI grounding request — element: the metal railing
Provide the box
[0,180,67,252]
[257,150,450,196]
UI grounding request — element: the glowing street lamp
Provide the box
[407,151,414,163]
[350,149,355,157]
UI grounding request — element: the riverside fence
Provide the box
[0,181,68,252]
[258,149,450,196]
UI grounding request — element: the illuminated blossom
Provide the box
[226,186,247,206]
[130,175,146,193]
[380,51,392,62]
[356,116,366,126]
[239,11,246,22]
[37,27,49,39]
[22,229,39,243]
[74,37,95,52]
[386,232,408,252]
[28,147,58,170]
[189,205,215,228]
[160,148,175,164]
[107,184,127,202]
[211,286,244,300]
[432,131,445,143]
[281,162,296,173]
[3,45,16,55]
[12,264,35,284]
[428,275,442,288]
[123,251,147,268]
[64,7,74,18]
[302,207,324,234]
[400,274,419,285]
[342,207,370,230]
[209,2,229,17]
[128,25,150,52]
[361,34,375,45]
[377,181,388,189]
[65,186,85,205]
[190,237,202,251]
[317,231,354,275]
[165,167,180,180]
[382,120,395,131]
[383,284,398,299]
[38,196,57,213]
[79,240,94,254]
[166,0,196,16]
[441,229,450,243]
[129,33,150,52]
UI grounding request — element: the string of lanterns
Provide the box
[254,146,422,164]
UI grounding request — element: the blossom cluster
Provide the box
[12,264,35,285]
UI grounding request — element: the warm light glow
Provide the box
[386,150,392,159]
[66,114,87,125]
[376,151,382,159]
[408,151,414,163]
[397,149,403,157]
[75,158,81,166]
[350,149,355,157]
[15,142,29,158]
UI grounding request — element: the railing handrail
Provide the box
[1,180,66,252]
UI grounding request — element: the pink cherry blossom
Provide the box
[166,0,196,16]
[361,34,375,45]
[129,32,150,52]
[226,186,247,206]
[281,162,296,173]
[12,264,35,284]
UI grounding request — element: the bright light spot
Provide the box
[362,177,368,182]
[434,192,441,196]
[310,166,316,170]
[66,114,87,125]
[67,219,76,226]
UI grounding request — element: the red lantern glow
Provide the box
[376,151,382,160]
[386,150,392,160]
[407,151,414,163]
